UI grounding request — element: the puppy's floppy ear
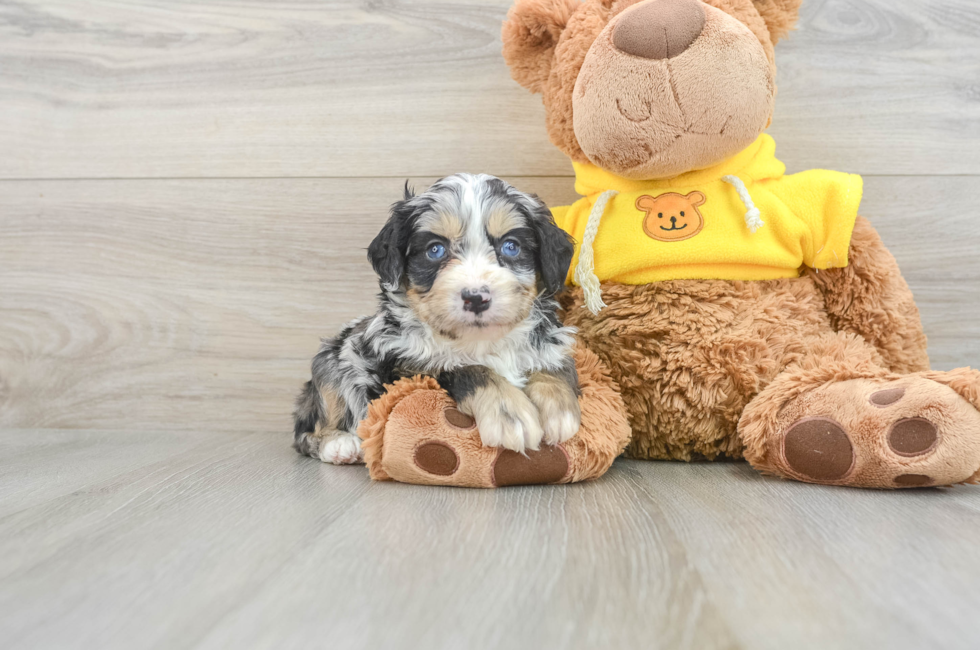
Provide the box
[502,0,579,94]
[367,217,404,290]
[368,186,415,290]
[523,194,574,295]
[751,0,802,44]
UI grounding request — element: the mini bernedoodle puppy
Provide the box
[293,174,582,464]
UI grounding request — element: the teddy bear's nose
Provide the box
[612,0,706,60]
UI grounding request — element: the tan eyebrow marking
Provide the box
[486,207,525,239]
[418,210,464,241]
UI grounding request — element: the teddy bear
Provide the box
[500,0,980,488]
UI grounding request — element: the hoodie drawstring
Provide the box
[574,189,618,315]
[721,175,764,233]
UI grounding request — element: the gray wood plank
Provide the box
[862,175,980,368]
[769,0,980,175]
[0,430,374,649]
[0,0,977,179]
[1,175,978,433]
[1,429,979,649]
[645,461,980,649]
[0,428,223,518]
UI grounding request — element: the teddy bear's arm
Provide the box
[805,215,929,374]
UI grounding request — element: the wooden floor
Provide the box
[3,429,980,650]
[2,0,980,648]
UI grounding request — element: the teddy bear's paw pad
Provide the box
[783,417,855,482]
[869,387,906,407]
[414,441,460,476]
[443,407,476,430]
[492,446,569,487]
[887,418,939,457]
[894,473,934,487]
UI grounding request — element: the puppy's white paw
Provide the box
[465,387,543,454]
[540,405,581,446]
[318,433,364,465]
[526,374,582,445]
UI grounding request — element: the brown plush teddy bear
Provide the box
[501,0,980,488]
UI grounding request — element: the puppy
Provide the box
[293,174,581,464]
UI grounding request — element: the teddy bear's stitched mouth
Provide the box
[661,223,687,231]
[615,98,652,123]
[597,120,737,176]
[613,94,736,139]
[612,62,737,137]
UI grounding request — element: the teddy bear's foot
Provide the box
[358,347,633,487]
[741,371,980,488]
[364,389,572,487]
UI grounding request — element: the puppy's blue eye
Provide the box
[501,240,521,257]
[426,243,446,261]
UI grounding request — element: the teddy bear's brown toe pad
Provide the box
[894,473,933,487]
[888,418,938,456]
[783,417,854,482]
[493,447,569,487]
[870,387,906,406]
[414,441,460,476]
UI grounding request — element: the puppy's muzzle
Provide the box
[461,287,492,315]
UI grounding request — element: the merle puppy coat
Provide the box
[293,174,581,464]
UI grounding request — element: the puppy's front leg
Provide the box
[524,359,581,445]
[439,366,543,453]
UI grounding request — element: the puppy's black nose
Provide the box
[461,287,492,315]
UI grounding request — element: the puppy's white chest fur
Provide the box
[379,310,575,387]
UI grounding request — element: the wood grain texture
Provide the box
[2,1,979,647]
[0,176,572,432]
[1,175,978,433]
[0,0,978,179]
[1,429,979,650]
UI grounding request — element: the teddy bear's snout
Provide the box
[612,0,706,60]
[571,0,775,178]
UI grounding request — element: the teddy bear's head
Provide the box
[502,0,801,179]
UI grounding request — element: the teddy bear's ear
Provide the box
[502,0,580,93]
[751,0,802,44]
[636,195,657,211]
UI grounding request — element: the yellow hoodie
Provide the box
[552,135,863,293]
